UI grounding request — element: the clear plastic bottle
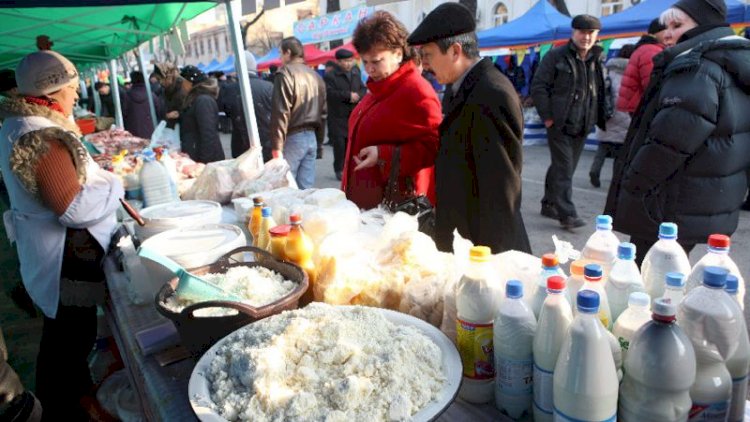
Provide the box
[529,253,566,320]
[641,222,691,299]
[685,234,745,309]
[581,214,620,275]
[533,275,573,422]
[725,274,749,422]
[576,264,613,329]
[663,272,686,305]
[566,259,591,306]
[612,292,651,361]
[256,207,276,251]
[606,242,645,322]
[139,149,175,208]
[618,298,697,422]
[248,196,264,244]
[554,290,619,422]
[456,246,500,404]
[494,280,536,419]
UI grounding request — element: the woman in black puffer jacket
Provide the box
[607,0,750,257]
[178,66,225,163]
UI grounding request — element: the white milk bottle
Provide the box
[686,234,745,309]
[663,272,686,304]
[575,264,613,329]
[725,275,749,422]
[581,215,620,275]
[641,222,691,299]
[529,254,566,319]
[606,242,645,322]
[494,280,537,419]
[618,298,696,422]
[566,259,591,306]
[554,290,619,421]
[456,246,500,403]
[612,292,651,361]
[678,267,742,422]
[533,275,573,422]
[140,149,175,208]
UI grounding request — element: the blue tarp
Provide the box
[202,59,221,73]
[256,47,280,64]
[216,55,235,73]
[478,0,572,48]
[196,62,208,72]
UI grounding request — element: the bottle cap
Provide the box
[570,259,587,276]
[584,263,603,279]
[726,274,739,294]
[618,242,636,260]
[665,272,685,287]
[261,207,272,218]
[577,290,600,313]
[269,225,291,237]
[628,291,650,307]
[253,196,264,205]
[658,222,678,239]
[703,266,729,288]
[708,234,730,249]
[547,275,566,291]
[652,298,677,318]
[141,149,155,162]
[470,246,491,262]
[542,253,558,267]
[289,213,302,224]
[506,280,523,299]
[596,215,613,230]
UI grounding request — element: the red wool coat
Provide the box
[616,42,664,113]
[341,61,441,210]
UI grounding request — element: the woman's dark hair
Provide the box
[352,11,414,63]
[129,71,145,84]
[618,44,636,59]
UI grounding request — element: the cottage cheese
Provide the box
[206,303,445,421]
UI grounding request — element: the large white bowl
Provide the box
[135,200,222,240]
[188,307,463,421]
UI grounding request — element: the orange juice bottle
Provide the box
[256,207,276,251]
[269,225,291,260]
[284,213,316,305]
[248,196,264,246]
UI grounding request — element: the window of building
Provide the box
[225,34,230,52]
[200,39,205,56]
[207,37,213,54]
[493,2,509,26]
[601,0,624,16]
[214,36,220,53]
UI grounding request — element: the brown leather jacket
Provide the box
[269,60,327,151]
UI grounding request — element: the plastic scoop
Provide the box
[138,247,241,302]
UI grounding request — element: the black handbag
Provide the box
[381,146,435,236]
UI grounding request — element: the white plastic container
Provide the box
[612,292,651,361]
[532,275,573,422]
[529,253,566,319]
[494,280,536,419]
[618,298,696,422]
[663,272,686,305]
[456,246,501,404]
[685,234,745,310]
[135,200,223,240]
[576,264,613,329]
[140,149,176,208]
[725,275,749,422]
[581,214,620,275]
[641,222,691,299]
[605,242,645,322]
[554,290,619,422]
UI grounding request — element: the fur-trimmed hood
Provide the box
[182,78,219,109]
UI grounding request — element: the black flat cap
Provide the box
[674,0,727,26]
[572,14,602,30]
[335,48,354,60]
[407,2,476,45]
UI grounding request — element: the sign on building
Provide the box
[293,5,373,44]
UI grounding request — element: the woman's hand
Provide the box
[353,146,378,171]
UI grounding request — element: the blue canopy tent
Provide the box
[196,62,209,72]
[202,58,221,73]
[256,47,280,68]
[478,0,572,49]
[216,55,235,73]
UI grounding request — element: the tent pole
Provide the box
[225,0,261,164]
[137,45,159,129]
[92,70,102,117]
[109,59,124,128]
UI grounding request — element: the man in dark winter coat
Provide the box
[409,2,531,254]
[178,66,225,163]
[94,82,127,119]
[219,51,274,160]
[606,0,750,259]
[324,48,367,181]
[123,71,164,139]
[531,15,607,231]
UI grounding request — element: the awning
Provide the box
[478,0,572,49]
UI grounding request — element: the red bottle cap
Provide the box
[289,214,302,223]
[269,225,291,237]
[708,234,730,248]
[542,253,558,267]
[547,275,566,290]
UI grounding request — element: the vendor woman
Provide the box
[0,50,123,418]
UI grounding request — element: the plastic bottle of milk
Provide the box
[576,264,613,329]
[529,253,566,319]
[554,290,619,421]
[494,280,537,419]
[456,246,500,404]
[686,234,745,309]
[612,292,651,361]
[606,242,645,322]
[725,275,749,422]
[566,259,590,306]
[533,276,573,422]
[618,298,696,422]
[581,215,620,275]
[663,272,686,304]
[140,149,175,208]
[678,267,742,422]
[641,222,691,299]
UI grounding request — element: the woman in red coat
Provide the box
[341,11,441,210]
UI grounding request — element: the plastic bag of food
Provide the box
[303,188,345,208]
[315,231,380,304]
[440,230,473,343]
[303,200,360,248]
[399,252,455,327]
[234,147,263,182]
[182,160,236,203]
[231,158,297,199]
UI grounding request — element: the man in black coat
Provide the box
[531,15,607,231]
[324,48,367,181]
[408,2,531,254]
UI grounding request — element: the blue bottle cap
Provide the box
[506,280,523,299]
[596,215,613,230]
[261,207,272,218]
[141,149,156,162]
[726,274,739,294]
[703,266,729,288]
[659,222,678,239]
[618,242,636,260]
[577,290,600,313]
[665,272,685,287]
[584,263,603,279]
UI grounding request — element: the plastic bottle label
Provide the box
[554,408,616,422]
[533,363,553,414]
[456,318,494,380]
[688,400,730,422]
[599,312,610,330]
[729,375,748,422]
[495,355,533,395]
